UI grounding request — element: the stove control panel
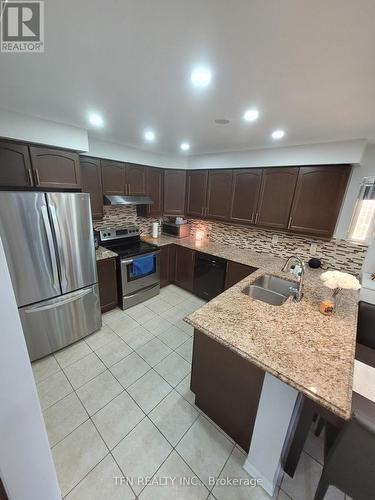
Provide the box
[99,226,140,241]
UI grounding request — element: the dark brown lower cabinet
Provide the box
[191,330,265,451]
[224,261,257,290]
[160,244,176,287]
[97,257,118,313]
[174,246,195,292]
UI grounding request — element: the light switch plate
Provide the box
[272,234,279,245]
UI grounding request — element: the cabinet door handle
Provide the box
[35,168,40,185]
[288,217,293,229]
[27,168,33,186]
[255,212,259,224]
[250,212,254,224]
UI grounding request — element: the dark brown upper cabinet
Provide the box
[256,168,299,229]
[80,156,103,219]
[206,170,233,220]
[101,159,126,194]
[0,139,33,187]
[163,169,186,215]
[137,166,164,217]
[101,161,146,195]
[288,165,351,238]
[146,167,163,216]
[229,169,262,224]
[126,164,146,195]
[29,146,81,189]
[186,170,208,217]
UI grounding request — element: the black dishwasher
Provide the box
[193,252,226,300]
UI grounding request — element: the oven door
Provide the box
[121,251,160,295]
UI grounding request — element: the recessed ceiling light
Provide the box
[243,108,259,122]
[180,142,190,151]
[271,129,285,140]
[215,119,230,125]
[88,112,104,127]
[144,130,156,142]
[191,66,212,88]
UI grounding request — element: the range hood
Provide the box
[104,195,154,206]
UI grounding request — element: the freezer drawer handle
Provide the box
[24,288,92,313]
[40,205,60,293]
[49,203,68,290]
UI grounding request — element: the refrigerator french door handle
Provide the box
[40,205,60,293]
[23,288,91,313]
[48,204,68,290]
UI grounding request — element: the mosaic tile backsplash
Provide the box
[94,206,368,275]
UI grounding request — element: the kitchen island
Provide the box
[148,236,360,496]
[147,234,358,420]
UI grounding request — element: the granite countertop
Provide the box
[145,235,358,420]
[95,245,118,261]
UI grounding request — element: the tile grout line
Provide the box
[41,297,208,445]
[36,289,212,497]
[61,349,108,391]
[120,292,262,496]
[40,289,316,499]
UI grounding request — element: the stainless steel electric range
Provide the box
[99,226,160,310]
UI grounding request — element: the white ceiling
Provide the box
[0,0,375,155]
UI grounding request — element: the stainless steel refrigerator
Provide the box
[0,191,102,361]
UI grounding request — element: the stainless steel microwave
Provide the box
[162,222,190,238]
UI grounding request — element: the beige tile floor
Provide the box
[31,284,350,499]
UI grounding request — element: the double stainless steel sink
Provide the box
[242,274,298,306]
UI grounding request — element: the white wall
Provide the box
[0,109,88,152]
[0,238,61,500]
[188,139,366,169]
[334,144,375,239]
[0,108,372,239]
[85,137,188,169]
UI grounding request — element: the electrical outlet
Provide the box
[310,242,318,255]
[272,234,279,245]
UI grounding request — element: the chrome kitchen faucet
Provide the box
[282,255,305,302]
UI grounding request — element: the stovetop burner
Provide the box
[106,240,158,259]
[98,226,159,259]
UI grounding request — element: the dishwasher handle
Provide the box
[196,253,226,267]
